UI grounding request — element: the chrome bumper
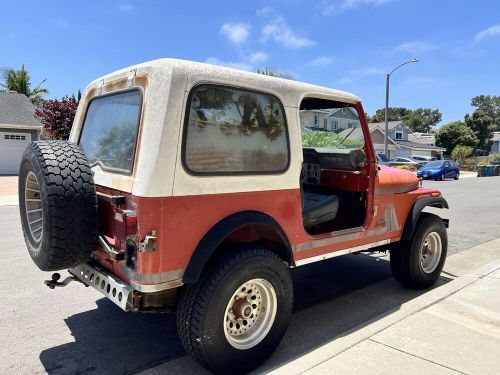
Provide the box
[69,263,134,311]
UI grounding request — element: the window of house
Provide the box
[348,122,357,128]
[395,131,403,140]
[314,113,319,126]
[4,134,26,140]
[183,85,289,174]
[331,120,338,130]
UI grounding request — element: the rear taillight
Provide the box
[112,209,137,250]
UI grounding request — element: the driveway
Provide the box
[0,176,18,206]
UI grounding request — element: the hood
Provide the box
[377,166,419,194]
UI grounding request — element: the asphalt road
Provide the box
[1,176,499,374]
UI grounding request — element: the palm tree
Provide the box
[256,67,294,80]
[1,65,48,106]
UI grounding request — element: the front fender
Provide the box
[401,196,449,241]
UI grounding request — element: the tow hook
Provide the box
[44,272,87,289]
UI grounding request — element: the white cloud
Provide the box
[220,22,251,45]
[55,19,69,29]
[475,24,500,41]
[205,57,252,71]
[256,7,273,17]
[394,41,437,54]
[119,3,134,12]
[320,0,392,16]
[403,75,446,89]
[248,51,268,64]
[261,17,315,49]
[353,67,386,76]
[308,56,335,67]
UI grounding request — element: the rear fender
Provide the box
[182,211,293,284]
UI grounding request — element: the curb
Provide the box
[264,238,500,374]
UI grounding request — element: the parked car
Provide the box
[389,157,424,169]
[18,58,449,374]
[411,155,436,162]
[417,160,460,180]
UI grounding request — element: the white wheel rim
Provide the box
[24,171,43,248]
[223,278,277,350]
[420,231,442,273]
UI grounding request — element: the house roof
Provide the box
[337,126,399,146]
[395,140,446,151]
[369,121,406,132]
[0,92,42,128]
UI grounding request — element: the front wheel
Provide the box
[177,247,293,374]
[390,213,447,289]
[454,172,460,180]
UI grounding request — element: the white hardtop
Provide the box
[85,58,361,108]
[71,58,362,198]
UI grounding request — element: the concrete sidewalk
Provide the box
[267,240,500,375]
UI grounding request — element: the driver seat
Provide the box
[302,189,339,228]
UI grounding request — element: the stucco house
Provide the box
[369,121,445,159]
[0,92,42,174]
[300,107,360,132]
[337,125,399,156]
[491,132,500,153]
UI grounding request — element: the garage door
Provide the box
[0,132,32,175]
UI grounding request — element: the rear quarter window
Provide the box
[183,85,289,175]
[79,90,142,174]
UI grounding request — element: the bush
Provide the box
[302,131,363,149]
[35,96,79,140]
[394,164,417,172]
[451,145,473,167]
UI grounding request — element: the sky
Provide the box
[1,0,499,126]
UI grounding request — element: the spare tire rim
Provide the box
[420,231,442,274]
[24,171,43,248]
[223,278,277,350]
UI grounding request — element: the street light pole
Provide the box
[384,58,419,157]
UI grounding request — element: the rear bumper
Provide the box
[69,263,135,311]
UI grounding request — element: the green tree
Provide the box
[371,107,412,123]
[256,67,294,80]
[464,95,500,152]
[405,108,442,133]
[435,121,478,154]
[451,144,473,166]
[1,65,48,106]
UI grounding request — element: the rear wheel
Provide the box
[390,213,447,289]
[177,247,293,374]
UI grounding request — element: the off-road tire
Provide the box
[177,247,293,374]
[18,141,98,271]
[390,213,447,289]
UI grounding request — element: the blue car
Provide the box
[417,160,460,180]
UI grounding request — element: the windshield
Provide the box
[425,160,444,168]
[79,90,141,174]
[300,104,364,151]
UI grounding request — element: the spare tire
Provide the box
[18,141,98,271]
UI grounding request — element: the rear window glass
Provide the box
[79,90,141,174]
[184,85,289,174]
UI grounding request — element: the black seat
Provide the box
[302,190,339,228]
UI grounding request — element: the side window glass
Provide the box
[184,85,289,174]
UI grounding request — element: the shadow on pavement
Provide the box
[39,254,452,374]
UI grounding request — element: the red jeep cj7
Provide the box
[19,59,449,374]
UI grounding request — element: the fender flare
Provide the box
[401,196,449,241]
[182,211,293,284]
